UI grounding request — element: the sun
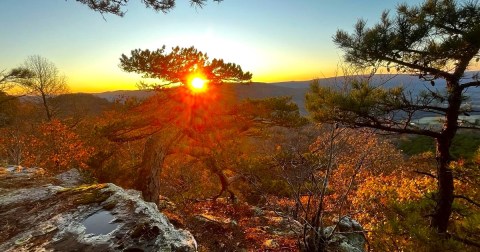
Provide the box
[189,76,207,93]
[191,77,205,89]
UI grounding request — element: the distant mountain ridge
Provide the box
[88,73,480,116]
[92,90,153,102]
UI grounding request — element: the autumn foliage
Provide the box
[1,120,93,172]
[1,86,479,251]
[1,47,478,251]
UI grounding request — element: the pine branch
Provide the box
[351,118,441,138]
[460,81,480,89]
[378,55,453,80]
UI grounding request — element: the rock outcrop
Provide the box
[0,166,197,252]
[323,216,366,252]
[302,216,366,252]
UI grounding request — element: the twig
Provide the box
[413,170,437,179]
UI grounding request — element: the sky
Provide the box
[0,0,424,92]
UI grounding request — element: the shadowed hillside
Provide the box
[53,93,112,118]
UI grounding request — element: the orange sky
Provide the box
[0,0,427,93]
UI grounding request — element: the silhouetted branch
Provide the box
[454,195,480,208]
[352,121,441,138]
[460,81,480,89]
[458,126,480,130]
[397,104,448,114]
[414,170,436,179]
[378,55,453,80]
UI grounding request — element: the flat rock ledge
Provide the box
[0,166,197,252]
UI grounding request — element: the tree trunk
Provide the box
[432,137,454,233]
[41,92,52,121]
[137,134,166,204]
[207,157,236,201]
[212,169,233,200]
[137,131,184,205]
[431,81,461,233]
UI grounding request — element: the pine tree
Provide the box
[307,0,480,233]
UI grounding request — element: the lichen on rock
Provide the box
[0,167,197,252]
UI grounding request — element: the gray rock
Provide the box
[336,216,365,251]
[302,216,366,252]
[0,167,197,252]
[55,168,84,187]
[4,165,45,177]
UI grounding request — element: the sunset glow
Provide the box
[1,2,479,251]
[188,76,207,93]
[0,1,428,92]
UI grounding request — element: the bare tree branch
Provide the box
[414,170,436,179]
[454,195,480,208]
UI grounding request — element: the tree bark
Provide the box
[207,157,236,201]
[431,81,461,233]
[137,134,166,204]
[432,137,454,233]
[41,92,52,121]
[136,131,184,205]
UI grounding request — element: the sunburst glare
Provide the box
[189,76,207,93]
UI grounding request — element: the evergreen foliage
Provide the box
[120,46,252,89]
[75,0,223,17]
[307,0,480,234]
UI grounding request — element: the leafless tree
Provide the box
[19,55,69,121]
